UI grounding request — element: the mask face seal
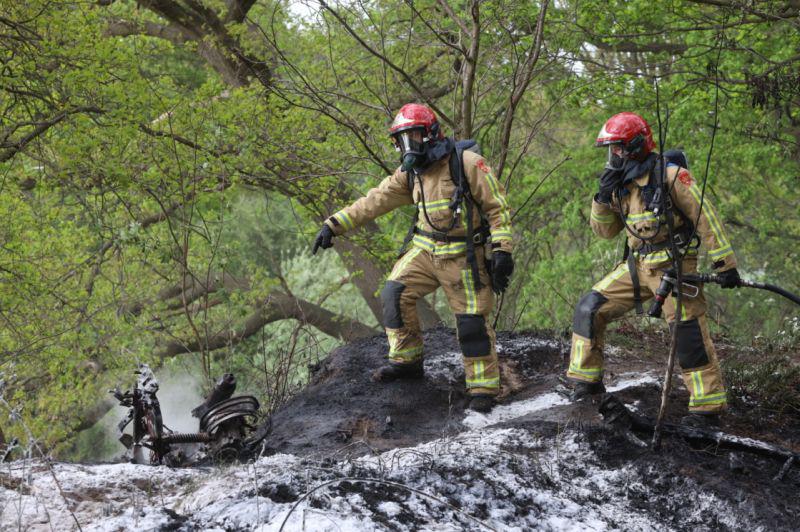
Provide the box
[392,128,427,172]
[605,144,625,170]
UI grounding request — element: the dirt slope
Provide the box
[259,327,565,456]
[257,326,800,529]
[3,328,797,530]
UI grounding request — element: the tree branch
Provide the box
[104,19,188,44]
[224,0,258,23]
[156,291,377,358]
[494,0,548,180]
[317,0,454,130]
[0,106,102,163]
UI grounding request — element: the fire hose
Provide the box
[648,272,800,318]
[650,270,799,449]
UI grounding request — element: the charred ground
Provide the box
[3,327,798,530]
[257,326,800,529]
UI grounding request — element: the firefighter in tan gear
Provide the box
[312,103,514,413]
[568,112,741,427]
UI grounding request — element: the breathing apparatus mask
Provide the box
[605,144,625,170]
[392,127,428,172]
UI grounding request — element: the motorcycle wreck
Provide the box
[110,364,268,466]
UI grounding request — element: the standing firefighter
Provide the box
[568,112,740,426]
[312,103,514,413]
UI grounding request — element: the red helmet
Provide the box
[595,112,655,157]
[389,103,442,141]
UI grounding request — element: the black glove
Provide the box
[312,224,334,254]
[491,251,514,294]
[597,167,623,204]
[716,268,741,289]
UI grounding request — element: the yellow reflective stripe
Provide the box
[689,392,727,406]
[568,365,603,377]
[467,361,500,388]
[412,235,467,256]
[482,170,512,225]
[568,339,603,379]
[419,199,451,213]
[688,183,730,250]
[691,370,704,398]
[591,211,617,224]
[474,361,484,381]
[411,235,436,252]
[626,212,658,223]
[462,269,477,313]
[389,247,422,280]
[639,251,671,264]
[709,244,734,260]
[422,198,450,207]
[491,225,513,241]
[334,211,355,230]
[389,345,424,361]
[467,378,500,389]
[680,304,689,321]
[593,263,629,291]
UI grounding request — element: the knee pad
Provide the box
[672,319,710,369]
[456,314,490,358]
[573,291,608,339]
[381,281,406,328]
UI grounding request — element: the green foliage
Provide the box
[1,0,798,455]
[723,349,800,420]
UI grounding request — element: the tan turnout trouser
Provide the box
[567,259,727,413]
[380,247,499,396]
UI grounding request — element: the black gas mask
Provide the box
[392,127,428,172]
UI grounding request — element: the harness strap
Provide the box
[449,144,483,291]
[464,197,483,290]
[628,251,643,315]
[413,227,487,244]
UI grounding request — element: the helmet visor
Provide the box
[392,128,425,156]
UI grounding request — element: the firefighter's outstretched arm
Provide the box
[668,167,740,286]
[312,169,413,254]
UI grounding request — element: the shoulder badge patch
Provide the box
[476,159,492,174]
[677,169,693,186]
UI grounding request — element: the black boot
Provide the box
[467,394,496,414]
[569,381,606,402]
[372,361,424,382]
[681,412,721,429]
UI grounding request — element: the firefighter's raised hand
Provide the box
[312,224,335,254]
[597,167,623,204]
[491,251,514,294]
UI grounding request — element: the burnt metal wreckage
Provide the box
[110,364,268,465]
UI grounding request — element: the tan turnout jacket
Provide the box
[589,164,736,271]
[325,151,513,255]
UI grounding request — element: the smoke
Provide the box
[94,368,206,462]
[155,370,206,434]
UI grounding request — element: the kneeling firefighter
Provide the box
[312,103,514,413]
[567,112,741,427]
